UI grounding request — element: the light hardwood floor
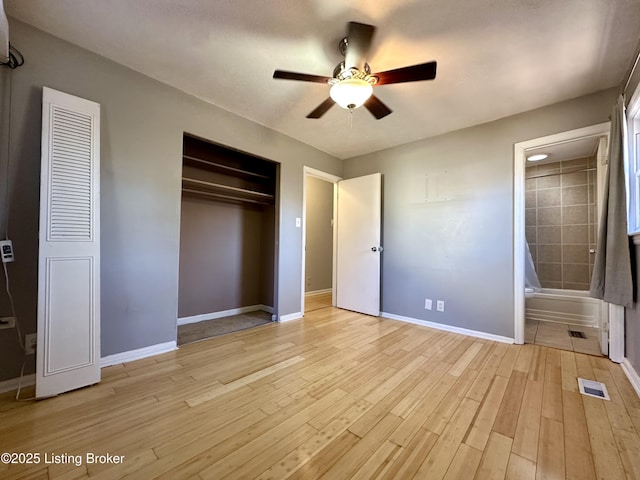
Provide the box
[1,306,640,479]
[305,292,332,313]
[526,320,603,356]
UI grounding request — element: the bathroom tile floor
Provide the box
[525,319,603,356]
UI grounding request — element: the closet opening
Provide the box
[177,134,279,345]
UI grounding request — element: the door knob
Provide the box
[371,246,383,252]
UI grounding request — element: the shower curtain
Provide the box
[525,241,541,290]
[590,95,633,307]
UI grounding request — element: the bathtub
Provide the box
[525,288,601,327]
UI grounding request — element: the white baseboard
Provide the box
[101,341,177,368]
[305,289,332,297]
[622,358,640,399]
[0,374,35,394]
[177,305,273,326]
[1,341,179,394]
[279,312,303,323]
[381,312,514,344]
[1,311,517,394]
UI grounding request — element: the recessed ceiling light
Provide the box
[527,154,549,162]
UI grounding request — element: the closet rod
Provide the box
[182,177,274,199]
[183,154,270,180]
[182,188,271,205]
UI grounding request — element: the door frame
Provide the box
[301,167,341,314]
[513,123,621,357]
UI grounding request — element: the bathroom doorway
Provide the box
[301,167,340,314]
[514,123,611,356]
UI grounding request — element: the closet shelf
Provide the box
[182,177,274,205]
[183,154,271,180]
[182,188,271,205]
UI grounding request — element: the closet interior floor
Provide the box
[178,310,272,345]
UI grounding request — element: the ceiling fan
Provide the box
[273,21,437,120]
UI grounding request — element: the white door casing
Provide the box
[596,135,611,356]
[335,173,382,316]
[36,87,101,398]
[301,167,341,315]
[513,123,613,351]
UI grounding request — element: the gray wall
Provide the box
[626,246,640,373]
[0,20,342,381]
[0,54,24,380]
[624,56,640,375]
[344,88,617,338]
[305,176,333,293]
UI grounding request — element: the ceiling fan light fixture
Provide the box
[273,21,437,119]
[330,78,373,110]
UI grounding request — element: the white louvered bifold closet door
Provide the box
[36,87,101,398]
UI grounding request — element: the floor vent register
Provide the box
[578,377,610,400]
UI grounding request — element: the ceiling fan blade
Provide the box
[373,61,437,85]
[273,70,331,84]
[307,98,336,119]
[344,22,376,71]
[364,95,392,119]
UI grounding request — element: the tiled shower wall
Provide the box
[525,156,597,290]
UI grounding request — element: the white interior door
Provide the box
[36,87,101,398]
[335,173,382,316]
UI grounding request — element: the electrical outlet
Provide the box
[306,276,311,287]
[0,316,15,330]
[25,333,37,355]
[436,300,445,312]
[424,299,432,310]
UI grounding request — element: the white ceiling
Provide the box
[526,136,600,165]
[6,0,640,159]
